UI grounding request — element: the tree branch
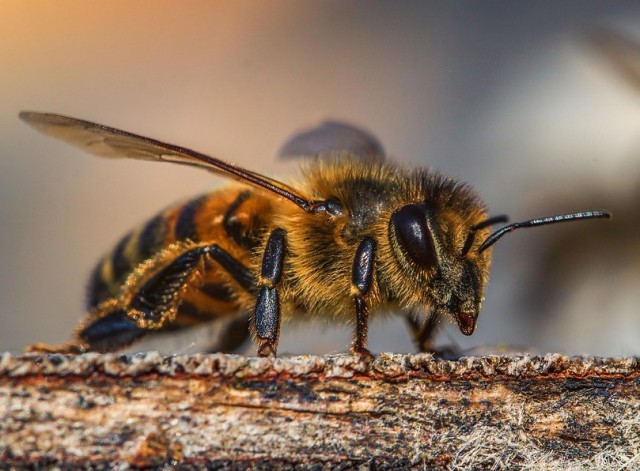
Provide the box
[1,352,639,468]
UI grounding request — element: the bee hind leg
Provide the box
[25,342,88,354]
[27,243,256,354]
[24,298,139,354]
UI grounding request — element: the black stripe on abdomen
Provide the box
[111,231,134,283]
[86,262,111,309]
[86,230,134,309]
[138,213,168,261]
[223,190,253,248]
[174,195,208,242]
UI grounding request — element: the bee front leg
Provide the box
[254,228,286,357]
[351,238,376,360]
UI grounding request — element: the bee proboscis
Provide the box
[20,112,611,357]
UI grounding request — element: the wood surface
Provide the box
[1,352,639,469]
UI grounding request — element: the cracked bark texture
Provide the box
[1,352,639,469]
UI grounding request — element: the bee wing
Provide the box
[20,111,317,211]
[277,120,385,161]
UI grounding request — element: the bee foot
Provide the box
[351,346,374,364]
[25,342,87,354]
[257,342,277,358]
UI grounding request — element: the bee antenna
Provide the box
[477,210,612,253]
[460,215,509,257]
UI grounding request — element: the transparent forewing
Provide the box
[20,112,315,210]
[277,120,385,161]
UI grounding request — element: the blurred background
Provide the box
[1,1,640,356]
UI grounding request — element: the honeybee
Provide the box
[21,112,611,357]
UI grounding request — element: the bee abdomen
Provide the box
[223,190,257,249]
[86,208,171,310]
[86,188,267,311]
[137,213,168,260]
[174,195,208,242]
[87,263,111,309]
[86,231,137,309]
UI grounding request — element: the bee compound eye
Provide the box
[391,203,437,269]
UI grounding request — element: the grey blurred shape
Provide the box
[588,26,640,92]
[277,120,385,161]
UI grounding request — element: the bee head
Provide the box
[389,202,611,336]
[389,202,499,336]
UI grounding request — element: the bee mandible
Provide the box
[21,112,611,357]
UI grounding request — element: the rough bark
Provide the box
[1,352,639,469]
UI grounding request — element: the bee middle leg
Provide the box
[350,238,376,359]
[254,228,286,357]
[404,312,439,353]
[405,312,464,359]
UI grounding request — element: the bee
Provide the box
[21,112,611,358]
